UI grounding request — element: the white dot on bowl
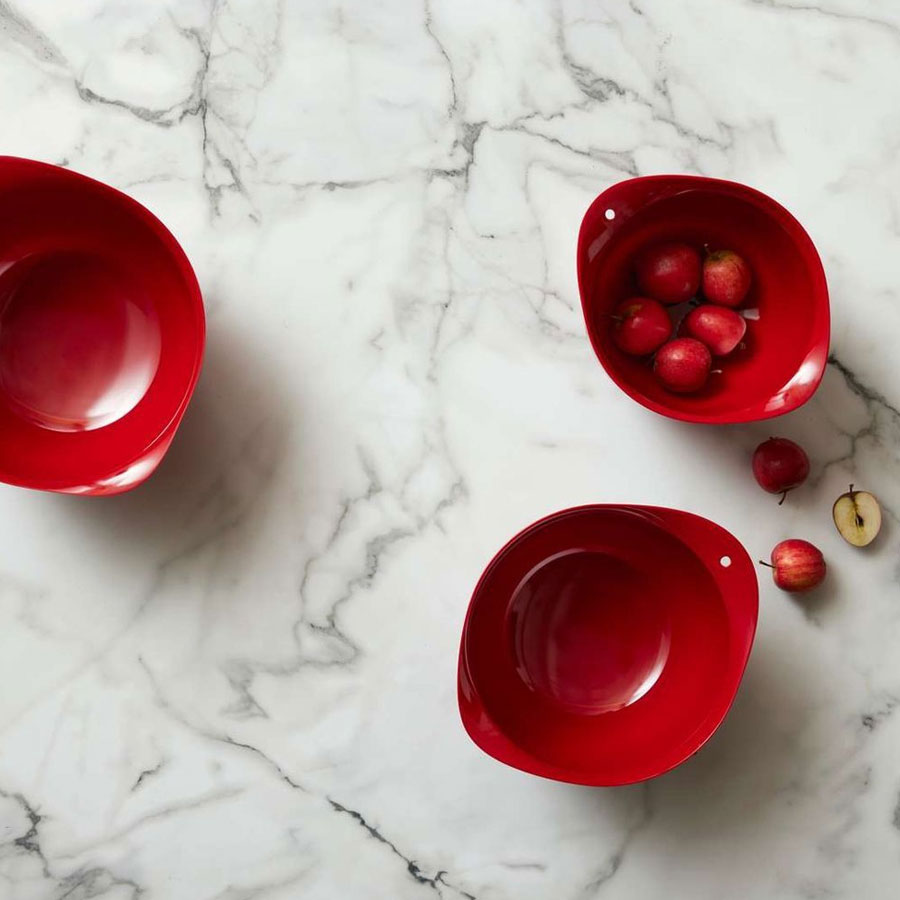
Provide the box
[604,208,616,221]
[720,555,732,568]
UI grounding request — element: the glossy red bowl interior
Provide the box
[0,157,204,494]
[578,176,829,423]
[458,505,758,785]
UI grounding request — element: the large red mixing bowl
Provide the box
[458,505,758,785]
[0,157,204,495]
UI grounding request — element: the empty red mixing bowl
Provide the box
[0,157,204,494]
[578,175,829,423]
[458,505,758,785]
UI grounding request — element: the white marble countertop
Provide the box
[1,1,900,897]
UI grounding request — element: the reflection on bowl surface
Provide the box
[0,252,161,432]
[510,549,670,715]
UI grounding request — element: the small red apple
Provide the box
[635,242,701,305]
[653,337,711,393]
[611,297,672,355]
[682,304,747,356]
[760,539,826,592]
[702,249,752,307]
[752,437,810,503]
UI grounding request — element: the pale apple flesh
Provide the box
[833,485,882,547]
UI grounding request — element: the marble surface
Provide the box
[1,0,900,897]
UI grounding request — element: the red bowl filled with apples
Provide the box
[578,175,829,423]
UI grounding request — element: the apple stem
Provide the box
[758,560,774,568]
[778,490,789,505]
[849,483,855,495]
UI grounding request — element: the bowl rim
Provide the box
[577,174,830,424]
[0,155,206,492]
[457,503,759,785]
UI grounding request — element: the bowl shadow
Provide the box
[572,638,815,851]
[655,361,870,486]
[49,312,294,559]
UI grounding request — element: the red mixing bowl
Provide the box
[458,505,758,785]
[578,175,829,423]
[0,157,204,495]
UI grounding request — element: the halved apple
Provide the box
[833,485,882,547]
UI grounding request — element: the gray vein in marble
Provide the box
[59,787,243,858]
[499,121,640,176]
[214,427,465,720]
[628,0,646,18]
[748,0,900,40]
[73,81,190,128]
[309,525,414,640]
[422,473,466,528]
[654,73,733,153]
[0,0,64,65]
[426,3,643,182]
[293,448,382,668]
[221,660,270,719]
[208,870,315,900]
[0,787,145,898]
[130,760,166,792]
[139,656,309,794]
[174,9,246,219]
[221,735,308,793]
[827,355,900,422]
[424,0,458,116]
[817,765,871,873]
[320,177,393,192]
[558,35,628,104]
[0,787,49,878]
[551,6,733,160]
[2,576,58,644]
[0,441,277,736]
[73,9,209,129]
[818,355,900,519]
[860,695,900,733]
[13,423,283,720]
[423,219,457,378]
[328,798,476,900]
[57,867,144,900]
[142,658,475,897]
[427,121,484,185]
[70,1,262,219]
[297,439,464,653]
[581,783,653,896]
[500,861,546,872]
